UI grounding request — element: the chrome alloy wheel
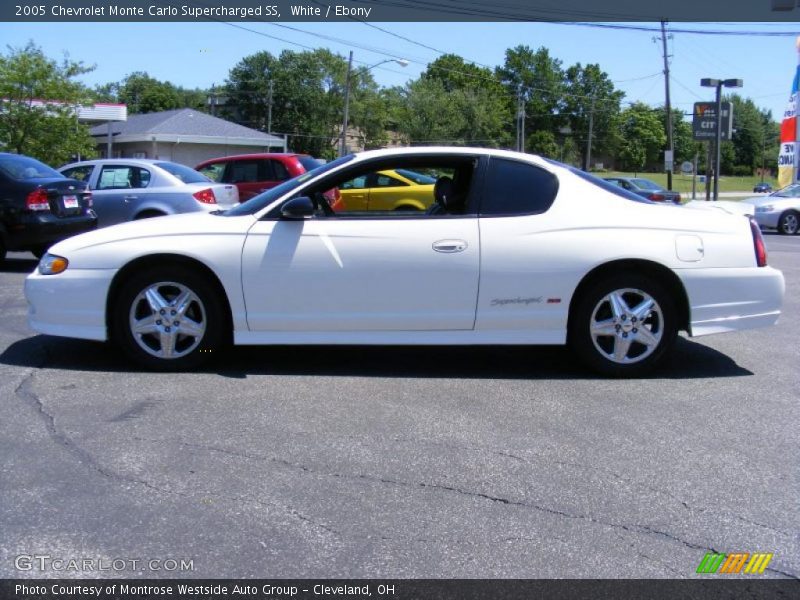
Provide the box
[589,288,664,365]
[128,281,207,359]
[780,212,799,235]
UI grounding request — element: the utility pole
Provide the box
[340,50,353,157]
[516,89,526,152]
[585,92,596,171]
[209,84,217,117]
[660,20,675,190]
[267,79,274,137]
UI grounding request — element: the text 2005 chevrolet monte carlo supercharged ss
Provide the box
[25,148,784,377]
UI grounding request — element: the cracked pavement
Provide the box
[0,236,798,579]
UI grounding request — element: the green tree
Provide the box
[616,103,666,172]
[563,63,625,170]
[0,42,97,164]
[496,46,566,154]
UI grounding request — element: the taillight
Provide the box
[192,188,217,204]
[26,188,50,211]
[749,217,767,267]
[649,193,665,201]
[83,191,93,208]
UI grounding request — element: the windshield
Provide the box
[545,159,654,204]
[223,155,355,216]
[773,183,800,197]
[0,155,62,180]
[631,178,662,191]
[156,162,210,184]
[395,168,437,185]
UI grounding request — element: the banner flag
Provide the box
[777,40,800,189]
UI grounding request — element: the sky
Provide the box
[1,20,798,124]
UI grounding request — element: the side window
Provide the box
[271,160,291,181]
[97,166,151,190]
[228,161,260,183]
[372,173,407,188]
[198,163,225,182]
[480,158,558,216]
[62,165,94,183]
[340,175,367,190]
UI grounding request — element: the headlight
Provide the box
[38,253,69,275]
[754,205,774,213]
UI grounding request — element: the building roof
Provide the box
[89,108,284,147]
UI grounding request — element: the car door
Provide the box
[223,159,270,201]
[337,174,369,210]
[365,172,412,210]
[91,164,151,227]
[241,161,482,332]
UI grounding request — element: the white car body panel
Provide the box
[26,147,784,357]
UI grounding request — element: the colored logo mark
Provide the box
[696,552,773,575]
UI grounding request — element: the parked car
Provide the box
[753,182,773,193]
[339,168,436,211]
[26,147,783,377]
[196,153,328,201]
[0,153,96,261]
[746,182,800,235]
[59,159,238,228]
[603,177,682,204]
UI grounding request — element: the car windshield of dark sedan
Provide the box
[0,155,62,180]
[156,161,210,184]
[223,155,355,216]
[545,159,654,204]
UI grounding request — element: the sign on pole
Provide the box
[777,38,800,189]
[692,102,733,141]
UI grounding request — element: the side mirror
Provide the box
[281,196,315,219]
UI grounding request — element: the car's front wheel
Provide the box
[112,267,227,370]
[569,275,677,377]
[778,210,799,235]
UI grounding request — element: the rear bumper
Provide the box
[677,266,785,336]
[3,212,97,251]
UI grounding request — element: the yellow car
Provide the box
[338,169,436,212]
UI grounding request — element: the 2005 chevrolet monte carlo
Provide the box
[25,147,785,377]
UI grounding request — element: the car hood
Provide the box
[47,211,255,255]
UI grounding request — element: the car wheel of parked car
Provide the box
[112,267,227,370]
[0,238,6,264]
[134,210,166,220]
[569,275,677,377]
[31,245,48,259]
[778,211,799,235]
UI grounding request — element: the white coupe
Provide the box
[25,148,785,376]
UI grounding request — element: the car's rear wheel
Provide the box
[569,275,677,377]
[0,238,6,264]
[134,210,166,220]
[112,267,226,370]
[778,210,799,235]
[31,245,48,259]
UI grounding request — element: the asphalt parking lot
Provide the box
[0,235,797,580]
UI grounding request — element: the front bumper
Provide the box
[25,267,115,341]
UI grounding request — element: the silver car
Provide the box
[746,183,800,235]
[59,159,239,228]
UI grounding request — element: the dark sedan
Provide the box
[603,177,682,204]
[0,153,97,262]
[753,182,773,193]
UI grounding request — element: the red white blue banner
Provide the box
[777,49,800,189]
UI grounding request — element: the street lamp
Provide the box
[700,77,743,200]
[340,54,409,157]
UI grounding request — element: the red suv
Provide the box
[196,153,336,203]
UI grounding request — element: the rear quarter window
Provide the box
[480,158,559,216]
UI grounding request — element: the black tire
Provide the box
[777,210,799,235]
[111,266,228,371]
[134,211,166,220]
[568,274,677,377]
[31,245,49,259]
[0,237,6,264]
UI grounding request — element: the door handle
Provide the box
[123,195,138,202]
[432,239,468,253]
